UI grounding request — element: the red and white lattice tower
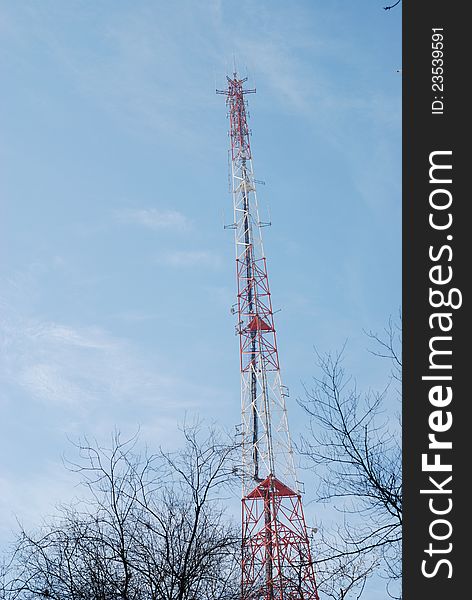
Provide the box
[217,74,320,600]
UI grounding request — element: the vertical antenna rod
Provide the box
[217,74,320,600]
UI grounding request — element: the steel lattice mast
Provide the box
[217,74,320,600]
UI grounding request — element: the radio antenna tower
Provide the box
[217,74,320,599]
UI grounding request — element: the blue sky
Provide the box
[0,0,400,594]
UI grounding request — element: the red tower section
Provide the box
[218,75,320,599]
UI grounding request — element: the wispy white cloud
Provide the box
[0,293,228,544]
[1,305,190,414]
[29,322,114,349]
[20,362,84,408]
[235,38,315,115]
[114,208,190,231]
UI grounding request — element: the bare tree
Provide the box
[1,424,240,600]
[384,1,401,11]
[312,529,379,600]
[299,318,402,598]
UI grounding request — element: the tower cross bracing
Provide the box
[218,74,320,600]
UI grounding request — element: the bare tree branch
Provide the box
[384,0,401,10]
[1,424,241,600]
[298,318,402,598]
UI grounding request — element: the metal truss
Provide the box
[218,74,319,600]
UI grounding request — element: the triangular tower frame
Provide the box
[218,74,320,600]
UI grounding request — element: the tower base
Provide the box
[241,475,319,600]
